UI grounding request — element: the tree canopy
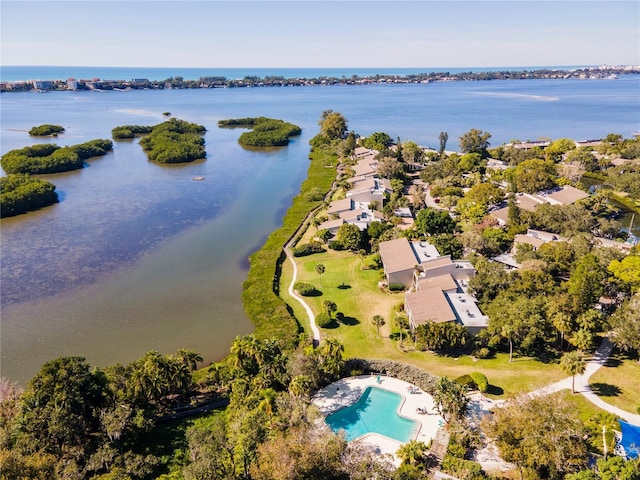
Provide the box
[29,124,65,136]
[220,117,302,147]
[0,173,58,217]
[1,139,113,174]
[415,207,456,236]
[459,128,491,156]
[318,110,348,140]
[135,118,206,163]
[482,393,588,479]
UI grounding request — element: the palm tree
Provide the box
[396,440,428,466]
[323,299,338,318]
[318,337,344,379]
[395,314,409,345]
[258,388,277,427]
[230,334,263,375]
[288,375,310,398]
[176,348,203,372]
[315,263,325,288]
[552,312,573,350]
[357,249,367,269]
[372,315,385,338]
[501,323,516,363]
[560,351,586,394]
[432,377,469,424]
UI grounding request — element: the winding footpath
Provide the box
[284,233,640,425]
[472,337,640,426]
[284,235,321,345]
[470,337,639,473]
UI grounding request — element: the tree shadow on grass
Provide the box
[590,383,622,397]
[485,384,504,397]
[336,312,359,326]
[603,356,623,368]
[337,283,351,290]
[302,290,323,297]
[319,319,340,329]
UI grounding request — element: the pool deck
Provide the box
[312,375,444,461]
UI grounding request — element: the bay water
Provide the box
[2,74,639,384]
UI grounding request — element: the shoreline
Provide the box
[2,66,638,93]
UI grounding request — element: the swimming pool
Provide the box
[324,386,420,442]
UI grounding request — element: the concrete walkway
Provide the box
[534,338,640,426]
[469,337,640,473]
[284,236,320,344]
[471,337,640,426]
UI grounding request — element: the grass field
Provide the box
[589,350,640,415]
[279,241,570,399]
[273,157,640,411]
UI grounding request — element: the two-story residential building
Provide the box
[378,237,489,335]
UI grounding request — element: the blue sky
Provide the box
[2,1,638,68]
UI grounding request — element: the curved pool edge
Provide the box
[311,374,443,456]
[324,384,421,443]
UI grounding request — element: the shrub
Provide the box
[328,240,345,250]
[388,283,405,292]
[293,282,317,296]
[441,455,484,480]
[292,242,325,257]
[454,374,476,390]
[414,322,470,351]
[304,187,326,202]
[316,312,333,328]
[342,358,439,395]
[474,347,492,359]
[470,372,489,393]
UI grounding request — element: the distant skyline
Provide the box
[2,1,639,68]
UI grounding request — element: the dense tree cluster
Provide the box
[1,139,113,174]
[0,173,58,217]
[482,394,589,479]
[111,124,154,139]
[219,117,301,147]
[0,349,202,479]
[125,118,208,164]
[318,110,348,141]
[29,124,65,136]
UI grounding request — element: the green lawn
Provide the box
[280,222,640,405]
[279,243,568,399]
[589,350,640,415]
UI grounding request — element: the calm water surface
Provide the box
[2,78,639,384]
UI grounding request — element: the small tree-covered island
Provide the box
[218,117,301,147]
[28,124,65,136]
[1,139,113,175]
[112,118,207,164]
[2,111,640,479]
[0,174,58,217]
